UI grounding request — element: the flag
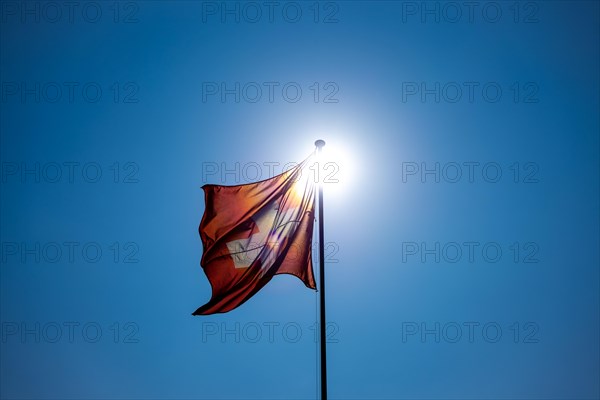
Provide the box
[193,156,316,315]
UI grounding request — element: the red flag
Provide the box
[193,157,316,315]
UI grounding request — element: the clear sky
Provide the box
[1,1,598,399]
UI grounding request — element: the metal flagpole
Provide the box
[314,139,327,400]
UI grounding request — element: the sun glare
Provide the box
[312,140,356,199]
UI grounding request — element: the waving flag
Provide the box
[193,157,316,315]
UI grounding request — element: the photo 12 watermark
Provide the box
[400,81,539,104]
[1,82,140,104]
[200,321,340,344]
[1,162,140,184]
[1,241,140,265]
[201,81,339,104]
[1,321,140,344]
[401,321,540,344]
[225,240,340,266]
[399,241,540,264]
[201,160,340,185]
[0,1,140,24]
[400,2,540,24]
[200,1,340,24]
[400,161,540,184]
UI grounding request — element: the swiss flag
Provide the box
[193,158,316,315]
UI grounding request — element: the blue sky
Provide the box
[1,1,598,399]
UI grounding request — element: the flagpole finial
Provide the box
[315,139,326,148]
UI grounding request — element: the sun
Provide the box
[314,140,356,198]
[288,138,357,204]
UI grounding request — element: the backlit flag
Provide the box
[193,156,316,315]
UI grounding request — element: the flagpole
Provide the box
[314,139,327,400]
